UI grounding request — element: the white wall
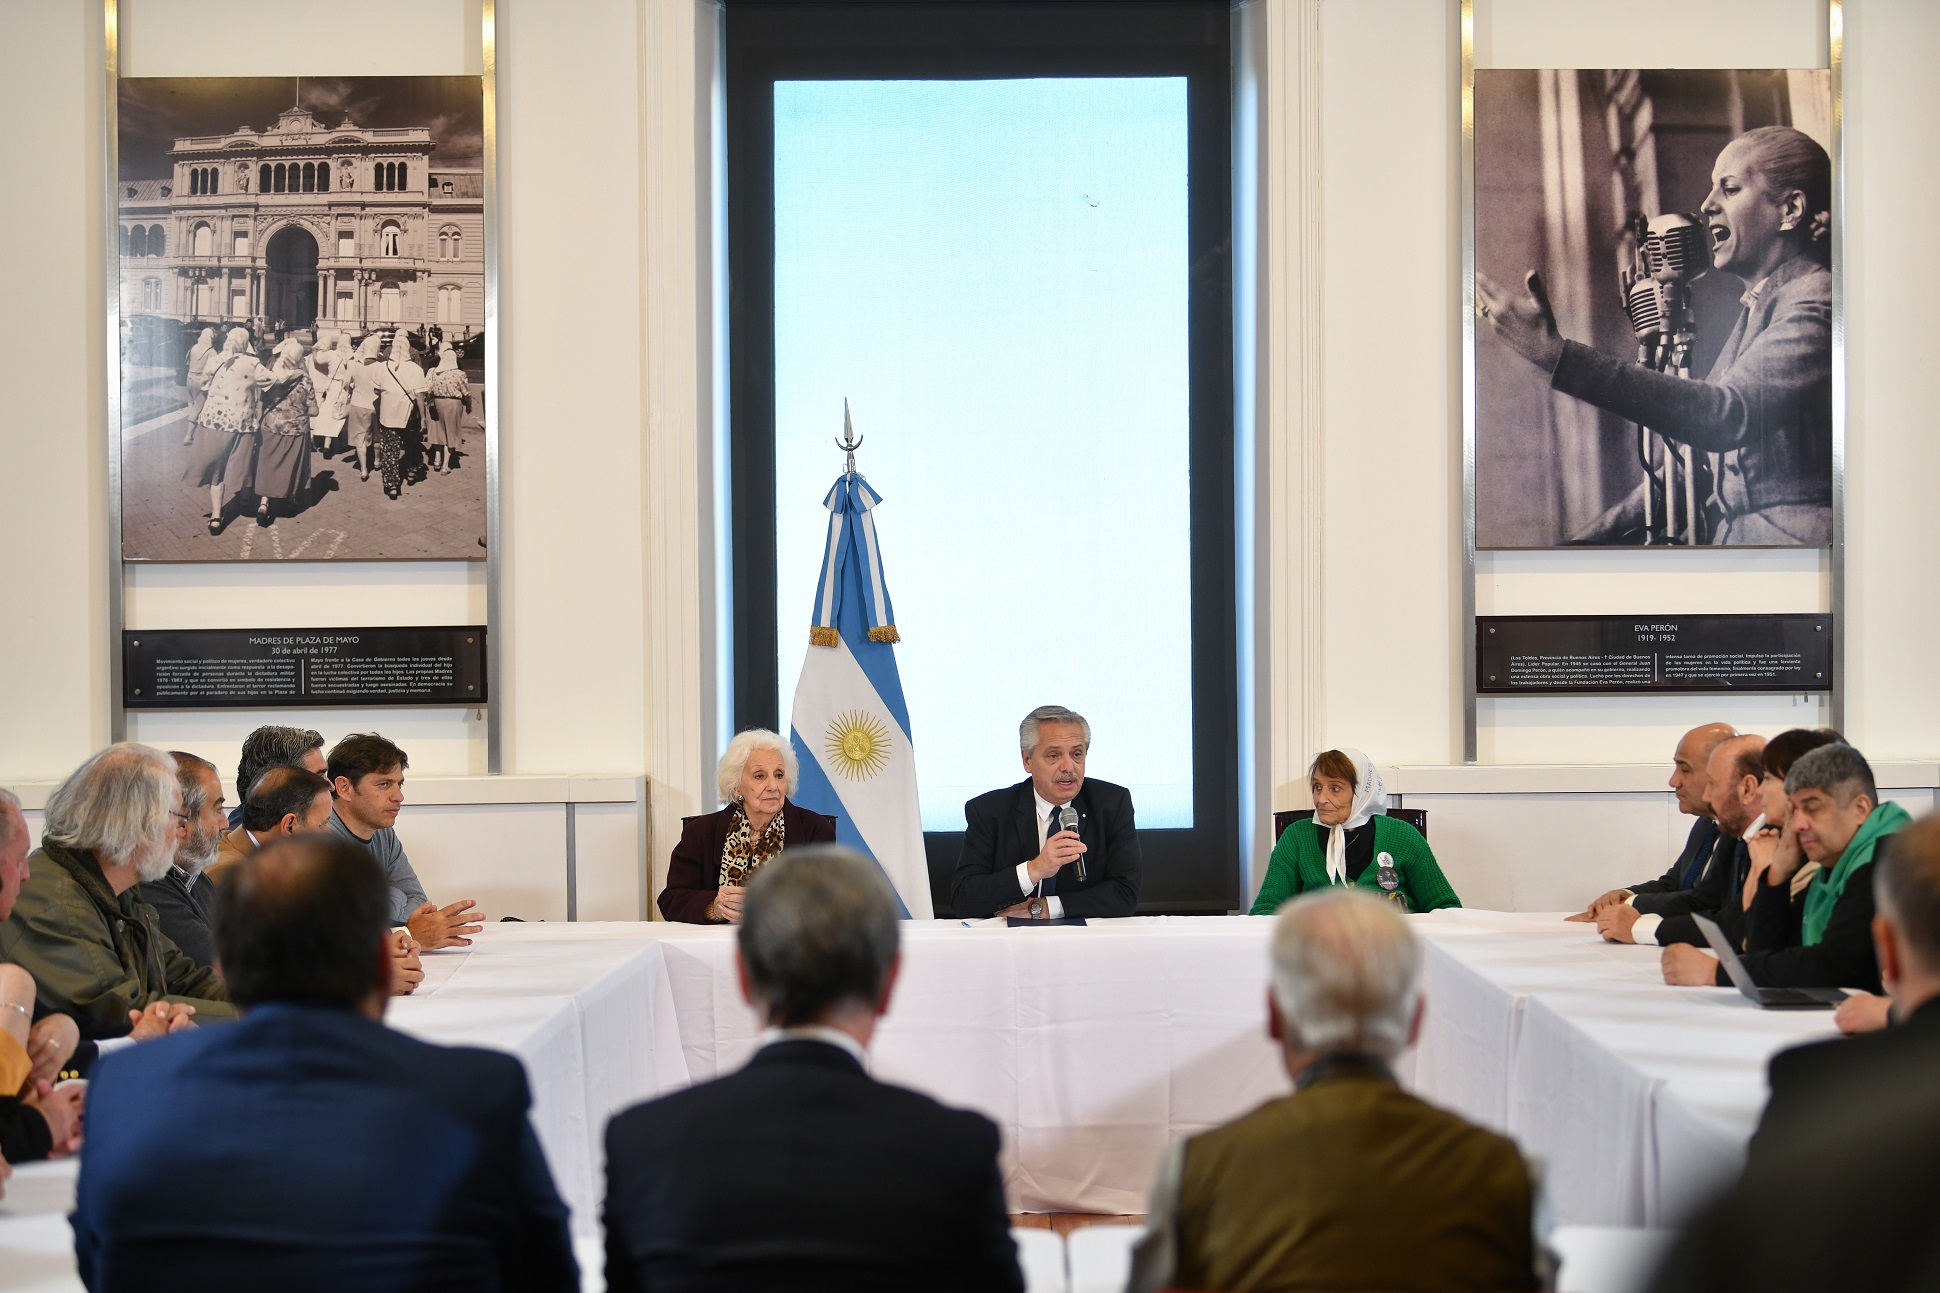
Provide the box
[2,0,1936,914]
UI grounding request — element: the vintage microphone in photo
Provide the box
[1625,212,1712,543]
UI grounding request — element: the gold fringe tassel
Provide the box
[808,626,840,648]
[867,625,901,644]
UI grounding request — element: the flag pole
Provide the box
[836,396,864,476]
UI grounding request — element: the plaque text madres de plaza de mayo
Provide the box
[1477,615,1832,695]
[124,627,488,708]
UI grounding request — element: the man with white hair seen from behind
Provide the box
[0,745,232,1040]
[1129,888,1545,1293]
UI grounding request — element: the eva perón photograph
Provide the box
[1473,69,1833,548]
[117,76,487,561]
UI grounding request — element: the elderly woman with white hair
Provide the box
[0,744,233,1039]
[656,729,837,924]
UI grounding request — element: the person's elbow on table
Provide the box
[1661,943,1720,986]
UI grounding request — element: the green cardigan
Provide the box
[1249,815,1462,915]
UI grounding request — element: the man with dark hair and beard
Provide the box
[136,752,228,968]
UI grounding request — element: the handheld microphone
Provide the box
[1057,804,1085,880]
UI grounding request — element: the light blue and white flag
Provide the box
[787,461,933,918]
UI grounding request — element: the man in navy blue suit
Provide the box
[603,845,1024,1293]
[71,834,576,1293]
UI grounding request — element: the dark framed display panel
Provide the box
[124,626,487,709]
[1477,614,1832,696]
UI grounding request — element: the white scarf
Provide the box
[1323,748,1387,886]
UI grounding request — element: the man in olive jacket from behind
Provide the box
[0,744,231,1040]
[1128,888,1546,1293]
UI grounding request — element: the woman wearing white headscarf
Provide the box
[1249,748,1461,915]
[344,333,384,481]
[306,329,350,454]
[425,343,470,474]
[181,326,217,445]
[368,332,427,500]
[183,327,271,535]
[247,336,317,523]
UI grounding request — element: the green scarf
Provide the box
[1801,800,1911,946]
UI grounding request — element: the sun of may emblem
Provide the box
[825,710,892,781]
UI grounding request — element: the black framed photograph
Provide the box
[115,76,489,561]
[1471,68,1833,549]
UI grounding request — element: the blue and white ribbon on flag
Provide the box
[788,470,933,918]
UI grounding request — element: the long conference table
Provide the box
[1,910,1839,1289]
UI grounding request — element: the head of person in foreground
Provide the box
[215,834,396,1018]
[736,845,900,1045]
[1267,887,1422,1076]
[1874,812,1940,1025]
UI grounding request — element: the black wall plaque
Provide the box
[124,628,488,709]
[1478,615,1832,695]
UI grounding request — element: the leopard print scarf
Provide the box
[718,803,788,887]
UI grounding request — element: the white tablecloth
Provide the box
[388,924,693,1234]
[1404,909,1837,1226]
[0,909,1837,1291]
[643,917,1291,1213]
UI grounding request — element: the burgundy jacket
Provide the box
[656,801,838,923]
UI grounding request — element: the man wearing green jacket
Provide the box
[0,745,232,1040]
[1664,742,1906,992]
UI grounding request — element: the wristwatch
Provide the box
[1028,897,1046,920]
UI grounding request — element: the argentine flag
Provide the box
[787,460,934,918]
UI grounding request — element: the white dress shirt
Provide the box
[1015,789,1071,919]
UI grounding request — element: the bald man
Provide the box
[1598,734,1766,948]
[1569,722,1736,924]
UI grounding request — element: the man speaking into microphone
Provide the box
[951,705,1142,920]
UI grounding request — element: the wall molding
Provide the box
[639,0,717,916]
[1264,0,1326,810]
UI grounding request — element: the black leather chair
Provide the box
[1271,806,1428,843]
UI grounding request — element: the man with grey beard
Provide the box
[0,744,232,1039]
[136,752,229,968]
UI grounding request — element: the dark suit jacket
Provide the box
[1629,817,1722,913]
[1723,852,1882,992]
[1749,994,1940,1165]
[603,1039,1022,1293]
[950,778,1141,918]
[656,801,837,923]
[135,867,219,968]
[72,1002,577,1293]
[1650,1044,1940,1293]
[1654,836,1752,950]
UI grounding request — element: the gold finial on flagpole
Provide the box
[836,398,864,476]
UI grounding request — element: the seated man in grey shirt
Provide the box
[326,733,485,950]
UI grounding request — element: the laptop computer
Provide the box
[1693,913,1847,1009]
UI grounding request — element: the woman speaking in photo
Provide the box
[656,729,837,924]
[1477,125,1832,545]
[1250,749,1461,915]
